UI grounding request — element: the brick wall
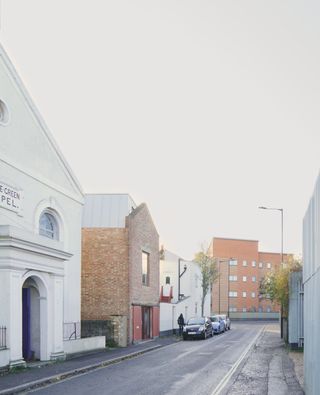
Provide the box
[126,203,160,342]
[81,228,129,320]
[210,237,292,316]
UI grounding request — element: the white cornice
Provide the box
[0,149,84,205]
[0,225,72,261]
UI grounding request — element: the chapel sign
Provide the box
[0,181,22,214]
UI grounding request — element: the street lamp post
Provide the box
[258,206,284,264]
[259,206,284,337]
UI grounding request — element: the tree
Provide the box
[259,256,302,317]
[194,245,219,316]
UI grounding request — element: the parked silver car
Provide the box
[209,315,226,334]
[218,314,231,330]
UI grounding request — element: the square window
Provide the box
[267,263,271,269]
[165,276,170,285]
[252,276,256,282]
[252,261,256,267]
[229,260,238,266]
[242,276,247,282]
[251,292,256,298]
[242,307,247,312]
[243,260,247,267]
[242,292,247,297]
[259,262,263,268]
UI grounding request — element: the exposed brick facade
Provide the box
[209,237,292,317]
[81,203,159,344]
[81,228,129,319]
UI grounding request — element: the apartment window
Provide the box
[242,276,247,282]
[229,291,238,297]
[258,306,263,313]
[267,306,271,313]
[142,251,149,286]
[259,262,263,268]
[229,307,237,312]
[252,276,256,282]
[243,260,247,267]
[251,292,256,298]
[267,263,272,269]
[229,275,238,281]
[165,276,170,285]
[242,307,247,313]
[242,292,247,298]
[252,261,256,267]
[229,259,238,266]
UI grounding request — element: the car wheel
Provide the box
[204,331,207,340]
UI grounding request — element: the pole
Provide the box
[227,260,230,317]
[178,258,180,301]
[218,260,220,314]
[280,209,283,264]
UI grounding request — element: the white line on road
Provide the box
[210,326,265,395]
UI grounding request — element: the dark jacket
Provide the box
[177,314,184,326]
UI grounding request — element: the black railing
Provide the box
[63,322,80,340]
[0,326,7,349]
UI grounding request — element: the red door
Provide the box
[142,307,151,339]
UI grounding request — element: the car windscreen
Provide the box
[187,318,205,325]
[210,317,219,322]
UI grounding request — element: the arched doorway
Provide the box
[22,275,47,361]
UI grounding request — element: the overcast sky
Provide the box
[1,1,319,259]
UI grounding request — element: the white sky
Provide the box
[1,1,319,260]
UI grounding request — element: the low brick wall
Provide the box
[81,316,127,347]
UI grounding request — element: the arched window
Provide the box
[39,212,59,240]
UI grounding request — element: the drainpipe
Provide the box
[178,258,187,300]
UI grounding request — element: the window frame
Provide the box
[142,251,150,286]
[39,210,59,240]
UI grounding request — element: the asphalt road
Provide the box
[31,322,265,395]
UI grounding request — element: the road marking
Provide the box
[211,326,265,395]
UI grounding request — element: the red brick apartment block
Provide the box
[82,196,159,345]
[208,237,292,318]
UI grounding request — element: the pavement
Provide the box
[221,324,304,395]
[0,336,181,395]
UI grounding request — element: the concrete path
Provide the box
[222,324,304,395]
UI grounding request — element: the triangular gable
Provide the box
[0,43,83,203]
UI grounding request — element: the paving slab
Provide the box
[222,324,304,395]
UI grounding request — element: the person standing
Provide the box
[177,313,185,336]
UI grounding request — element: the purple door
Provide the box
[22,288,32,360]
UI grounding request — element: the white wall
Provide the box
[303,171,320,395]
[160,250,211,332]
[0,44,83,366]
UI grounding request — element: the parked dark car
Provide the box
[209,315,226,334]
[183,317,213,340]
